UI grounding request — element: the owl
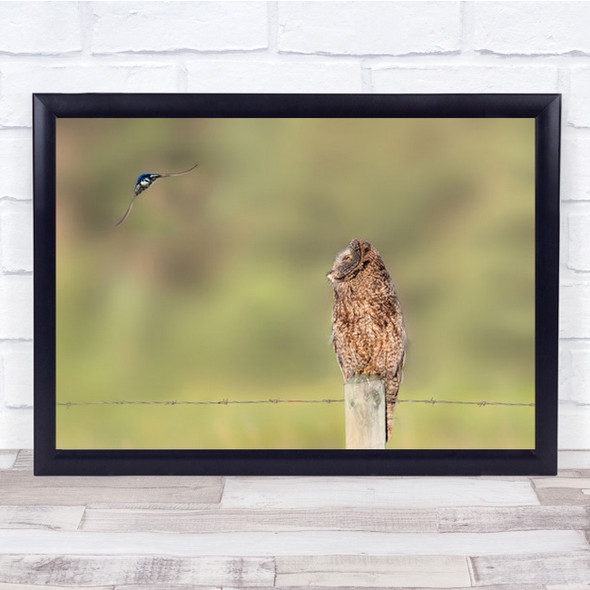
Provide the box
[327,238,406,441]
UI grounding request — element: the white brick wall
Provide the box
[0,2,83,55]
[91,3,269,53]
[0,0,588,449]
[185,59,363,93]
[371,64,559,93]
[0,131,32,199]
[0,201,32,273]
[472,2,590,55]
[277,2,462,56]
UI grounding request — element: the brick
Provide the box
[371,65,558,93]
[560,348,590,404]
[560,404,590,449]
[561,284,590,339]
[0,64,180,128]
[0,275,32,340]
[0,200,32,273]
[0,2,82,55]
[0,130,32,200]
[568,214,590,272]
[568,69,590,128]
[0,409,32,449]
[186,59,362,93]
[278,2,461,56]
[474,2,590,55]
[561,133,590,199]
[1,343,32,409]
[91,2,268,53]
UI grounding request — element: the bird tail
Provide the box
[384,350,405,441]
[385,372,400,442]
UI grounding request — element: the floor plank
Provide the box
[114,587,220,590]
[0,555,273,587]
[115,587,219,590]
[437,506,590,532]
[532,486,590,506]
[471,551,590,586]
[12,450,32,471]
[80,507,438,533]
[0,530,586,557]
[223,587,545,590]
[0,506,84,531]
[79,505,590,534]
[0,451,17,471]
[221,477,540,509]
[275,555,471,588]
[533,478,590,489]
[557,469,587,478]
[0,584,113,590]
[0,469,223,506]
[558,451,590,470]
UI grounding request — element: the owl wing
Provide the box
[394,337,406,385]
[331,327,350,382]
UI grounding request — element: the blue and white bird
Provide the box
[115,163,198,227]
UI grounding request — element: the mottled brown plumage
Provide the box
[327,239,406,441]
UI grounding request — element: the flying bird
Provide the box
[115,163,198,227]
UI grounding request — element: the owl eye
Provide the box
[343,255,352,261]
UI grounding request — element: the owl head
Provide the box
[327,238,374,284]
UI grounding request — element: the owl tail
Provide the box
[385,347,406,442]
[385,373,400,442]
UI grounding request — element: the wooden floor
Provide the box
[0,450,589,589]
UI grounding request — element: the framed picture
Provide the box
[33,93,560,475]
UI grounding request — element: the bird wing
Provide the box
[114,193,138,227]
[157,163,198,178]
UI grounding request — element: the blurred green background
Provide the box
[55,116,535,450]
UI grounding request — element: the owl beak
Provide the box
[326,270,335,284]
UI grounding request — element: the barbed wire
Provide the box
[57,397,535,408]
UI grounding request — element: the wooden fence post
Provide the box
[344,374,386,449]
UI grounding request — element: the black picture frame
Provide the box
[33,93,560,476]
